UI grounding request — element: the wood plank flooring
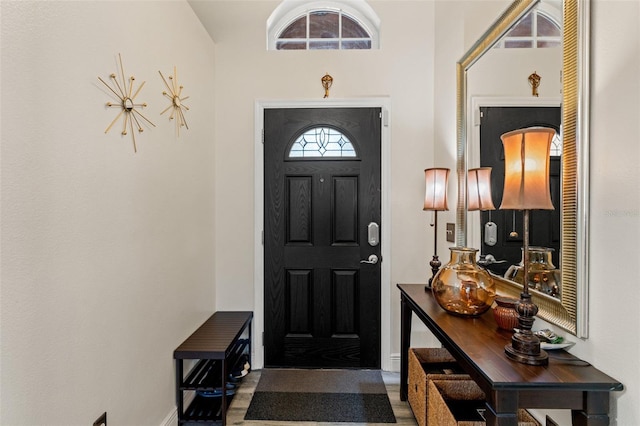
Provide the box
[225,370,419,426]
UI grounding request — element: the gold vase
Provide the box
[432,247,496,316]
[504,247,561,297]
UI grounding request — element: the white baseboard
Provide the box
[159,408,177,426]
[159,392,194,426]
[388,352,401,372]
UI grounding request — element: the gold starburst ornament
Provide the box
[159,67,190,137]
[98,54,155,153]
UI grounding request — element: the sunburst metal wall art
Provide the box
[159,67,190,137]
[98,53,155,153]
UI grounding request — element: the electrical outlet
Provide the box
[446,223,455,242]
[93,412,107,426]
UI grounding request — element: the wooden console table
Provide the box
[398,284,623,426]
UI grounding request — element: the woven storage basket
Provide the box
[408,348,470,426]
[427,379,541,426]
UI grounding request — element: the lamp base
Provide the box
[504,292,548,366]
[505,334,548,366]
[426,255,441,289]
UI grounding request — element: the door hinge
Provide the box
[261,230,264,245]
[261,128,264,144]
[262,331,264,346]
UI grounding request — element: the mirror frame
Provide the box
[455,0,590,337]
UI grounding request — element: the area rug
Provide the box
[244,368,397,423]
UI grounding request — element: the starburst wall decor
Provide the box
[98,54,155,153]
[159,66,190,137]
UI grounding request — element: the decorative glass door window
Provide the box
[288,127,357,158]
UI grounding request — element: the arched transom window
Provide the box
[289,127,357,158]
[495,8,561,48]
[267,1,380,50]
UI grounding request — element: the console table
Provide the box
[398,284,623,426]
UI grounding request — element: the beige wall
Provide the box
[204,0,442,356]
[1,1,217,425]
[1,0,639,425]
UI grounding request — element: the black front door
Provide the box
[263,107,382,368]
[479,106,561,273]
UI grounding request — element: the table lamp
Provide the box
[468,167,497,263]
[499,127,555,366]
[468,167,496,212]
[423,168,449,288]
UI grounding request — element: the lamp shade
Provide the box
[499,127,555,210]
[423,168,449,211]
[468,167,495,211]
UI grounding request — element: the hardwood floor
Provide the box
[225,370,419,426]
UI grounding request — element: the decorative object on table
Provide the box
[493,296,520,331]
[467,167,497,247]
[504,247,561,297]
[431,247,496,316]
[500,127,556,366]
[528,71,541,97]
[321,73,333,98]
[534,329,575,350]
[98,53,155,153]
[423,168,450,288]
[159,66,190,137]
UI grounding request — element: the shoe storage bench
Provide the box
[174,311,253,425]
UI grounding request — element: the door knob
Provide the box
[360,254,379,264]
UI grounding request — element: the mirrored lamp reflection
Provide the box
[423,168,450,288]
[467,167,495,211]
[468,167,496,262]
[500,127,556,366]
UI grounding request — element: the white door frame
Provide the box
[254,98,392,370]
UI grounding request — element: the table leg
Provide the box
[400,295,413,401]
[483,391,519,426]
[571,391,610,426]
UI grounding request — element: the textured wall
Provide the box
[1,1,216,424]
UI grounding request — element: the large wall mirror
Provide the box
[455,0,590,337]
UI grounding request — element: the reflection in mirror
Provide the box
[455,0,590,337]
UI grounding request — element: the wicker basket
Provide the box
[427,379,541,426]
[408,348,470,426]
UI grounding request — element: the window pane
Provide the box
[309,11,338,38]
[342,40,371,49]
[506,13,532,37]
[277,41,306,50]
[537,14,561,37]
[537,40,561,48]
[280,16,307,39]
[309,40,339,50]
[273,8,376,51]
[342,15,369,38]
[504,40,533,48]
